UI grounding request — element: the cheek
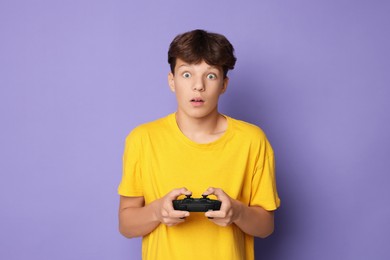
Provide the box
[208,85,224,97]
[206,92,222,104]
[174,88,187,102]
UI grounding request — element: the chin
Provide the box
[190,110,218,120]
[177,105,218,120]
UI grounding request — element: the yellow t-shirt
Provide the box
[118,113,280,260]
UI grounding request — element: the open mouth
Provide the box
[190,97,205,106]
[190,97,204,103]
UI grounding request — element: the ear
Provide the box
[168,72,175,92]
[221,77,229,94]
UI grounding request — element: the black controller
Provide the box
[173,195,222,212]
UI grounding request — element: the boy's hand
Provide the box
[152,187,192,227]
[202,187,242,227]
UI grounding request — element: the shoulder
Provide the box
[227,116,273,154]
[228,116,267,139]
[125,114,173,142]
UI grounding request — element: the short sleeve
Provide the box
[117,129,144,197]
[250,140,280,211]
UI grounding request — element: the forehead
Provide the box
[175,58,221,72]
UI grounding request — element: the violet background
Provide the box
[1,1,389,259]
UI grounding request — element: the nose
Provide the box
[193,77,205,92]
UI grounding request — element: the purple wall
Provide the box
[1,1,389,259]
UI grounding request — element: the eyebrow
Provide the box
[177,63,219,70]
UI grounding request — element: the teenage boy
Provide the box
[118,29,280,260]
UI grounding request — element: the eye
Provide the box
[206,73,217,80]
[182,72,191,78]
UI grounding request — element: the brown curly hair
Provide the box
[168,29,237,78]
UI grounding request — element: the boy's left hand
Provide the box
[202,187,242,227]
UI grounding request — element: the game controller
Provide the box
[173,195,222,212]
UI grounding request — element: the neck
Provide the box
[175,111,227,143]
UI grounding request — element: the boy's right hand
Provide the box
[152,187,191,227]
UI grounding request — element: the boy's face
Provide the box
[168,58,228,120]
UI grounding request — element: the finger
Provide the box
[203,187,228,199]
[165,188,192,212]
[165,188,191,210]
[165,218,186,226]
[203,187,226,206]
[205,210,227,219]
[202,187,216,196]
[204,213,229,226]
[204,209,214,219]
[168,187,192,200]
[169,210,190,219]
[210,188,226,198]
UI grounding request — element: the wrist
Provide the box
[148,199,161,223]
[232,199,244,224]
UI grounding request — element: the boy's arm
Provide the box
[118,188,191,238]
[203,187,275,238]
